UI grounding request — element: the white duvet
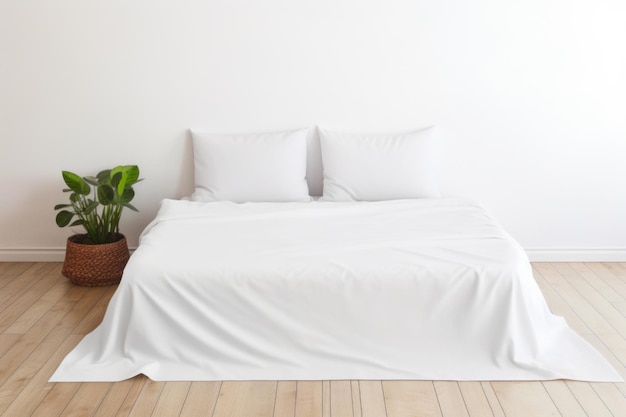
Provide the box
[51,198,621,382]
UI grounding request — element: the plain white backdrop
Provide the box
[1,0,625,259]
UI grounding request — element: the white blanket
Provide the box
[51,198,622,382]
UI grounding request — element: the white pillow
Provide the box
[190,128,311,202]
[319,127,440,201]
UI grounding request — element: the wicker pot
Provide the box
[62,233,130,286]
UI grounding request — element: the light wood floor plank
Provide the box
[0,262,35,278]
[571,263,625,306]
[29,381,82,417]
[329,380,354,417]
[590,382,626,417]
[126,380,166,416]
[0,264,60,300]
[212,381,277,417]
[589,382,626,417]
[581,263,626,317]
[0,271,55,332]
[0,334,82,417]
[0,392,13,414]
[359,381,387,417]
[0,271,42,311]
[594,262,626,285]
[151,381,192,417]
[433,381,468,417]
[4,279,73,335]
[534,263,619,336]
[533,266,592,335]
[584,334,626,397]
[295,381,323,417]
[479,383,505,417]
[322,380,331,417]
[0,301,74,404]
[592,332,626,369]
[382,381,442,417]
[61,282,111,333]
[552,263,626,337]
[565,381,613,417]
[0,297,77,388]
[0,263,56,302]
[541,380,587,417]
[71,285,117,335]
[57,382,112,417]
[90,376,142,417]
[63,284,89,302]
[0,335,20,360]
[273,381,297,417]
[490,381,561,417]
[0,293,102,417]
[112,376,148,417]
[457,382,494,417]
[351,380,362,417]
[179,381,221,417]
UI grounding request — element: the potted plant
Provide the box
[54,165,142,286]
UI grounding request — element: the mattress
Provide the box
[50,198,622,382]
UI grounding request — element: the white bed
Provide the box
[50,197,621,382]
[50,126,621,382]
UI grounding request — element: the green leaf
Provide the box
[83,176,99,186]
[123,202,139,212]
[69,219,85,227]
[56,210,74,227]
[69,193,81,203]
[96,169,112,185]
[54,204,71,210]
[62,171,90,195]
[111,171,125,196]
[119,187,135,204]
[98,184,115,205]
[121,165,140,185]
[83,200,99,215]
[112,165,140,193]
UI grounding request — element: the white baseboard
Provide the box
[0,248,66,262]
[525,248,626,262]
[1,247,625,263]
[0,247,137,262]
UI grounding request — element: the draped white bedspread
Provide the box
[51,198,622,382]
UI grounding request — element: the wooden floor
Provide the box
[0,262,625,417]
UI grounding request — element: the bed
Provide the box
[50,127,621,382]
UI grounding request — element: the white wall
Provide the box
[1,0,625,260]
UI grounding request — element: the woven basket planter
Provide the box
[62,233,130,286]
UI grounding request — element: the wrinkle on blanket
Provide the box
[51,198,622,382]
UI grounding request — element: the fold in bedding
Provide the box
[50,198,622,382]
